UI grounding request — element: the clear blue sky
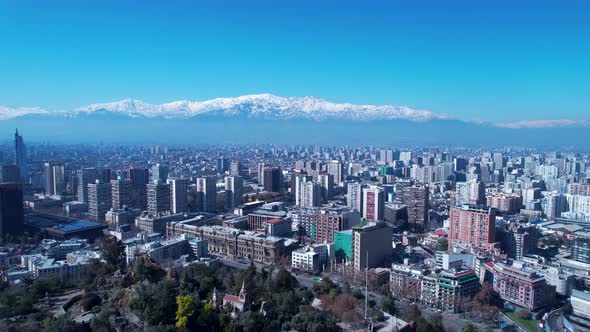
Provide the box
[0,0,588,122]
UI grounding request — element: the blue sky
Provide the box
[0,0,588,123]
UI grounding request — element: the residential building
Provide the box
[88,181,112,222]
[448,205,496,250]
[362,186,384,221]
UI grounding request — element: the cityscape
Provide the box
[1,1,590,332]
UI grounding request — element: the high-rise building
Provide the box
[196,177,217,213]
[318,174,334,203]
[150,163,169,183]
[111,179,132,209]
[96,168,112,184]
[128,167,149,210]
[14,129,28,183]
[229,161,243,177]
[77,168,97,203]
[397,185,429,232]
[0,183,24,238]
[486,193,523,213]
[168,178,188,214]
[300,181,320,208]
[0,165,20,183]
[263,167,282,193]
[224,176,243,210]
[362,186,384,221]
[298,206,361,243]
[448,205,496,250]
[327,160,344,186]
[455,180,485,206]
[216,158,229,174]
[294,174,313,206]
[147,182,171,215]
[44,161,65,196]
[347,181,363,214]
[352,221,393,271]
[88,181,112,222]
[257,163,266,185]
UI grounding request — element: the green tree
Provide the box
[133,256,165,283]
[175,295,197,330]
[101,235,125,271]
[381,293,397,316]
[437,238,449,251]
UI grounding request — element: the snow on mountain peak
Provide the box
[73,94,448,121]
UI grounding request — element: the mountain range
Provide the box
[0,94,588,147]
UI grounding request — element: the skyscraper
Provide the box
[327,160,344,186]
[263,167,282,193]
[168,178,188,213]
[300,181,321,208]
[318,174,334,203]
[294,174,312,206]
[44,161,65,196]
[128,167,149,209]
[14,129,28,183]
[397,185,429,232]
[0,183,24,238]
[347,181,363,214]
[150,163,169,183]
[362,186,384,221]
[77,168,97,203]
[0,165,20,183]
[111,179,132,209]
[197,177,217,212]
[216,158,229,174]
[147,182,171,215]
[88,181,112,222]
[455,180,485,206]
[224,176,243,210]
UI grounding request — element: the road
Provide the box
[547,308,564,332]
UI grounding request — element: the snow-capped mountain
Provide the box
[75,94,449,121]
[1,94,448,121]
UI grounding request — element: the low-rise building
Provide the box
[420,267,480,312]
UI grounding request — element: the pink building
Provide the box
[486,193,523,213]
[489,261,546,310]
[448,205,496,250]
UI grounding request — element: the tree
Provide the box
[100,236,125,271]
[461,323,478,332]
[175,295,197,330]
[274,267,299,291]
[381,294,397,316]
[437,238,449,251]
[42,315,80,332]
[133,256,165,283]
[398,300,421,321]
